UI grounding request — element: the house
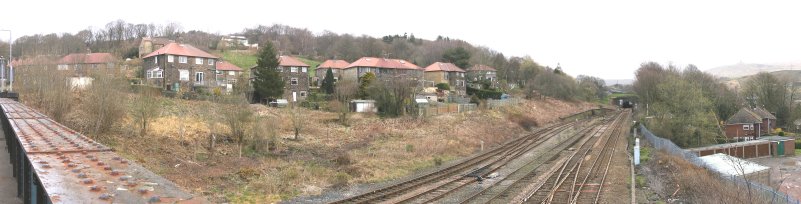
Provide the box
[220,36,257,50]
[315,59,350,86]
[466,64,498,88]
[138,37,174,58]
[56,53,117,76]
[141,43,219,92]
[342,57,423,83]
[215,61,243,93]
[724,107,777,139]
[424,62,467,96]
[751,107,777,134]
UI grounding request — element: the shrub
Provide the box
[435,83,450,91]
[467,86,503,99]
[433,157,443,166]
[330,172,351,188]
[405,144,414,152]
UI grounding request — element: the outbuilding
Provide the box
[698,153,771,185]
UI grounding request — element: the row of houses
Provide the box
[15,40,501,104]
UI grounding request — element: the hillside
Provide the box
[705,62,801,79]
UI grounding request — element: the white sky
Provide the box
[3,0,801,79]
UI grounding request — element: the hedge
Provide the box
[467,86,502,99]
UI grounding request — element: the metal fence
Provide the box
[640,124,800,204]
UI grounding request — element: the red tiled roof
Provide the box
[347,57,421,70]
[317,60,350,69]
[216,61,243,71]
[469,64,497,71]
[142,43,218,59]
[278,56,309,67]
[58,53,116,64]
[424,62,465,72]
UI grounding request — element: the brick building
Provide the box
[724,107,777,139]
[342,57,423,82]
[215,61,243,93]
[466,64,498,88]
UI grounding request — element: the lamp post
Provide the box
[0,30,11,91]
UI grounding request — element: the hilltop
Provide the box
[705,62,801,79]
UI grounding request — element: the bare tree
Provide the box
[16,65,73,123]
[221,94,253,158]
[130,88,161,136]
[333,79,358,125]
[288,105,305,140]
[84,70,126,134]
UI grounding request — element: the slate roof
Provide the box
[424,62,466,72]
[725,108,763,124]
[751,107,777,120]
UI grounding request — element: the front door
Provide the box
[778,141,785,156]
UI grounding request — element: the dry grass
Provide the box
[51,95,595,203]
[650,151,779,203]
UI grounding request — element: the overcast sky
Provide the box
[3,0,801,79]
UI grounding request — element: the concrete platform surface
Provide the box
[0,136,22,204]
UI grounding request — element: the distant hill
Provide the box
[604,79,634,86]
[705,62,801,79]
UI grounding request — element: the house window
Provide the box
[276,67,283,72]
[154,56,158,64]
[179,70,189,81]
[291,67,298,72]
[743,125,749,130]
[290,78,298,85]
[195,58,203,65]
[444,73,449,80]
[302,67,307,73]
[57,64,68,70]
[168,55,174,62]
[179,56,188,63]
[216,70,223,75]
[147,70,163,79]
[332,69,337,73]
[208,59,214,65]
[334,77,339,82]
[195,72,204,83]
[300,91,307,97]
[228,71,235,76]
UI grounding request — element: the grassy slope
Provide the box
[213,50,320,78]
[297,57,321,78]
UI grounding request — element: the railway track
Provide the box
[521,110,629,204]
[331,109,619,204]
[462,114,616,204]
[330,116,587,204]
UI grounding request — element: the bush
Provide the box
[435,83,450,91]
[467,86,503,99]
[433,157,443,166]
[405,144,414,152]
[330,172,351,188]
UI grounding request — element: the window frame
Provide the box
[168,55,174,63]
[195,57,203,65]
[179,56,188,64]
[290,77,298,85]
[208,59,214,65]
[300,91,307,97]
[291,67,298,73]
[301,67,307,73]
[195,72,204,83]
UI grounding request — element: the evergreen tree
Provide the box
[321,68,335,94]
[252,42,284,102]
[358,72,375,99]
[442,47,471,69]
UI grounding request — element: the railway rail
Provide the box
[521,110,630,204]
[332,109,623,204]
[0,97,205,203]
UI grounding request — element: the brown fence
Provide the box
[420,103,476,116]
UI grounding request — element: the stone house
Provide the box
[424,62,466,95]
[466,64,498,88]
[315,59,350,86]
[141,43,219,92]
[215,61,243,93]
[342,57,423,83]
[251,56,311,102]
